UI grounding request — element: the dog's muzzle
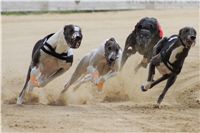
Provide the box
[136,29,152,47]
[185,35,196,48]
[107,52,118,66]
[71,32,82,48]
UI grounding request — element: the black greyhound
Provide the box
[141,26,197,106]
[121,17,163,72]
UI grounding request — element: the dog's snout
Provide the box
[73,32,82,40]
[140,34,144,38]
[109,58,115,62]
[75,36,82,41]
[190,36,196,41]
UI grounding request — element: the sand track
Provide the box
[2,9,200,132]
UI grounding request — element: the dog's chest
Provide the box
[93,60,111,76]
[168,45,184,63]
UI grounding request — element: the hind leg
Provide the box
[17,79,35,104]
[17,65,45,104]
[17,66,32,104]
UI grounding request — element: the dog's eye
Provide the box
[116,49,119,53]
[150,24,154,29]
[69,29,74,34]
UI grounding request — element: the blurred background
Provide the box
[1,0,199,13]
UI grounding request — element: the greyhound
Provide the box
[141,26,197,106]
[60,37,122,94]
[121,17,163,72]
[17,24,83,104]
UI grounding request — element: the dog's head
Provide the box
[104,38,121,66]
[63,24,83,49]
[179,27,196,49]
[135,17,163,48]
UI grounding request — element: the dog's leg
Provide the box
[157,75,177,105]
[72,74,93,91]
[17,66,32,104]
[147,62,155,82]
[141,74,171,92]
[61,58,88,94]
[38,68,66,87]
[121,45,136,70]
[140,62,155,92]
[61,72,83,93]
[95,70,118,90]
[17,65,45,104]
[134,57,149,73]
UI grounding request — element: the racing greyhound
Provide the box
[17,24,83,104]
[60,37,122,94]
[141,26,197,106]
[121,17,163,72]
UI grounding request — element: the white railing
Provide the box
[1,0,199,12]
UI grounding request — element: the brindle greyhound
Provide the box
[60,37,122,93]
[17,25,83,104]
[141,27,197,107]
[121,17,163,72]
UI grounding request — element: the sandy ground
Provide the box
[1,9,200,132]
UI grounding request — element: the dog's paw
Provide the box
[141,81,152,92]
[153,104,161,109]
[141,85,147,92]
[16,97,23,105]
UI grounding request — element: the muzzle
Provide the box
[136,29,152,47]
[184,35,196,48]
[71,32,82,48]
[107,52,118,66]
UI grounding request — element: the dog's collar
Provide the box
[178,36,186,47]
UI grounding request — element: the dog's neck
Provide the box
[168,38,189,64]
[96,43,106,57]
[46,28,70,54]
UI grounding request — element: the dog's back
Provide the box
[31,33,55,66]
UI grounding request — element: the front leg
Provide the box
[141,54,164,91]
[140,61,155,91]
[40,68,66,87]
[121,36,137,70]
[134,57,149,73]
[141,74,171,92]
[96,70,118,90]
[157,75,177,106]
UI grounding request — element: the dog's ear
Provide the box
[63,25,73,35]
[135,22,142,30]
[135,17,147,30]
[157,22,163,38]
[109,37,115,42]
[178,28,183,36]
[149,18,163,38]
